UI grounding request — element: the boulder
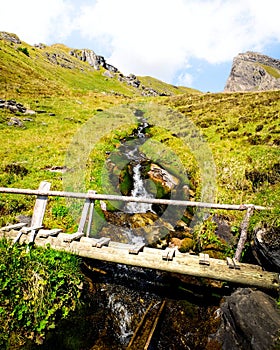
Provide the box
[254,224,280,272]
[212,288,280,350]
[148,163,179,192]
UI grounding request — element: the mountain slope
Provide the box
[224,51,280,92]
[0,31,198,98]
[0,31,279,233]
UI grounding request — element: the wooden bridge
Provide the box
[0,181,279,292]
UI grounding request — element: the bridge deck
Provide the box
[1,229,279,292]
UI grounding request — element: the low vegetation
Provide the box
[0,31,280,346]
[0,238,83,348]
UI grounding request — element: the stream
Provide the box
[30,117,228,349]
[120,119,154,214]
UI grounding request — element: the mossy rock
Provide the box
[179,237,195,253]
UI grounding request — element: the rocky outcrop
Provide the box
[0,31,21,44]
[0,99,35,116]
[0,31,168,97]
[212,288,280,350]
[224,51,280,92]
[70,49,118,73]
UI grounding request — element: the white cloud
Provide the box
[1,0,280,88]
[73,0,280,81]
[0,0,73,44]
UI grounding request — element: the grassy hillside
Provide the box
[0,32,279,235]
[160,90,280,228]
[138,76,200,96]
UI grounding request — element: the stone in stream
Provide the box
[211,288,280,350]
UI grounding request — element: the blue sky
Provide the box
[1,0,280,92]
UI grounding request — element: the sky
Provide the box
[1,0,280,92]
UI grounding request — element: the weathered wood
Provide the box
[0,223,27,231]
[234,206,255,261]
[127,300,166,350]
[93,237,111,248]
[86,193,95,237]
[58,232,84,242]
[129,243,145,255]
[199,253,210,266]
[78,197,91,233]
[2,230,278,291]
[21,225,44,234]
[29,181,51,244]
[226,257,235,268]
[38,228,62,238]
[30,181,50,228]
[144,300,166,350]
[162,247,176,261]
[0,186,268,210]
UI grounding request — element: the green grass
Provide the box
[0,33,279,233]
[259,64,280,79]
[0,238,83,348]
[161,90,280,228]
[138,76,201,96]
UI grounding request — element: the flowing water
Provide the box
[29,118,227,349]
[119,120,154,214]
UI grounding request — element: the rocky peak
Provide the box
[224,51,280,92]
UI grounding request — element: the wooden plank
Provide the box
[144,300,166,350]
[226,257,235,269]
[162,247,176,261]
[0,222,27,231]
[80,237,97,245]
[58,232,84,242]
[1,230,279,291]
[233,258,241,270]
[199,253,210,266]
[21,225,43,234]
[127,300,166,350]
[129,243,145,255]
[93,237,111,248]
[37,228,62,238]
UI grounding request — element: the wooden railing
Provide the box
[0,181,269,260]
[0,182,277,291]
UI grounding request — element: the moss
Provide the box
[179,237,195,253]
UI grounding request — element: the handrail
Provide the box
[0,186,268,211]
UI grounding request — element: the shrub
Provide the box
[0,238,83,348]
[17,47,30,57]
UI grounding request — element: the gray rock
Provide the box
[224,51,280,92]
[254,225,280,272]
[0,31,21,44]
[8,117,24,127]
[1,99,35,116]
[212,288,280,350]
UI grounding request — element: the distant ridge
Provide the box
[0,31,198,97]
[224,51,280,92]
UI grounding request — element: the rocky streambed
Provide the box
[28,118,280,349]
[30,256,280,350]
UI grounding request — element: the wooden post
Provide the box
[234,206,255,262]
[30,181,51,227]
[29,181,51,244]
[86,190,95,237]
